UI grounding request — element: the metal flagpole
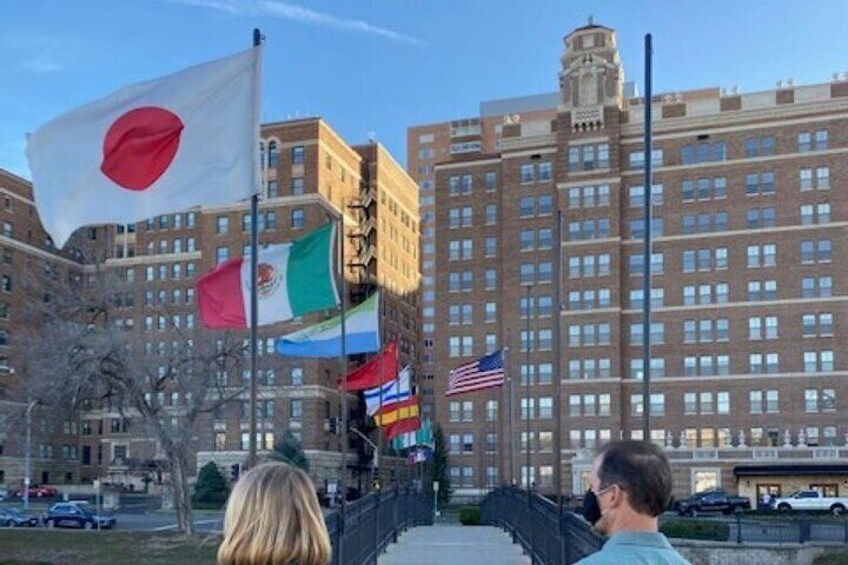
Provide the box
[373,336,384,555]
[504,330,515,486]
[525,283,532,488]
[247,27,263,470]
[525,283,535,564]
[642,33,654,442]
[337,213,349,563]
[554,210,565,564]
[376,339,384,489]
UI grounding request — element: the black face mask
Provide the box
[582,489,603,525]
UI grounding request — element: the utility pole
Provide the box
[23,400,39,512]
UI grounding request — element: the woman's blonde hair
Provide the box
[217,461,331,565]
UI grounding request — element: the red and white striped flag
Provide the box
[446,350,505,396]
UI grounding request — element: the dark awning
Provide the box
[734,464,848,477]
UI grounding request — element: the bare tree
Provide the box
[20,252,246,534]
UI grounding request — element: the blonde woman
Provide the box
[218,462,331,565]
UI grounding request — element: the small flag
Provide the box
[275,292,381,358]
[392,419,434,451]
[373,396,419,427]
[384,414,421,441]
[446,350,505,396]
[343,341,398,392]
[363,366,412,416]
[197,224,339,329]
[407,447,431,464]
[26,47,260,248]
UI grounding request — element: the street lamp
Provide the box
[23,399,40,512]
[348,426,379,479]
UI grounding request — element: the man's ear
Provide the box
[608,484,627,509]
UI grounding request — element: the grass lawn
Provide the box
[0,530,219,565]
[814,552,848,565]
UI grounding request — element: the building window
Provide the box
[800,203,831,225]
[292,145,304,164]
[630,148,664,169]
[520,164,534,184]
[538,162,552,182]
[291,208,305,229]
[800,239,831,264]
[485,204,497,225]
[815,129,828,150]
[485,172,497,191]
[745,136,775,158]
[801,276,832,298]
[804,350,834,373]
[747,244,777,268]
[798,132,811,152]
[681,142,725,165]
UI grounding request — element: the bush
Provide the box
[661,518,729,541]
[458,506,481,526]
[192,462,229,506]
[270,431,310,472]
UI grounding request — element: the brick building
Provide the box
[0,168,88,488]
[0,117,419,492]
[409,22,848,501]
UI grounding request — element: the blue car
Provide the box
[42,502,116,529]
[0,507,39,527]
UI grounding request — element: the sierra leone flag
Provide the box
[275,291,381,357]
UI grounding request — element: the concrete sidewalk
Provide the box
[378,524,530,565]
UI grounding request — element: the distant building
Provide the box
[409,21,848,501]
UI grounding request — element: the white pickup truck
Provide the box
[771,490,848,515]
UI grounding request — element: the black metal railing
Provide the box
[481,487,603,565]
[326,486,434,565]
[661,512,848,544]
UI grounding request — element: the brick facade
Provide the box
[410,22,848,500]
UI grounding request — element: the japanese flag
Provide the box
[26,47,261,248]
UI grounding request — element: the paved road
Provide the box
[379,525,530,565]
[110,510,224,532]
[0,500,224,533]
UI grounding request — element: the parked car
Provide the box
[676,490,751,517]
[42,502,116,529]
[15,484,58,498]
[0,507,39,527]
[771,490,848,515]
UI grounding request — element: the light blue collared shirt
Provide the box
[575,531,691,565]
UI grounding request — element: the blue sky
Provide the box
[2,0,847,179]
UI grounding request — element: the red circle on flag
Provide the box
[100,106,184,191]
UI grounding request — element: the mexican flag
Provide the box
[197,223,339,329]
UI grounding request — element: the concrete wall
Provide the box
[672,540,844,565]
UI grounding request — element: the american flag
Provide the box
[446,350,505,396]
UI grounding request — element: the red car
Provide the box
[15,484,58,498]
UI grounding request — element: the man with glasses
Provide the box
[577,440,690,564]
